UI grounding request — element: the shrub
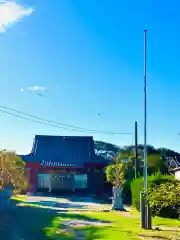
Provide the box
[147,181,180,219]
[105,162,134,205]
[105,163,126,187]
[0,150,29,194]
[131,172,175,210]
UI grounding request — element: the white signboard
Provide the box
[40,160,76,167]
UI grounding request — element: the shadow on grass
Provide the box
[0,200,111,240]
[45,225,105,240]
[57,212,111,223]
[45,212,112,240]
[0,201,58,240]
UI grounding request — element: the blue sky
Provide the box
[0,0,180,154]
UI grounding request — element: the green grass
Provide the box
[45,211,180,239]
[8,196,180,239]
[11,194,27,202]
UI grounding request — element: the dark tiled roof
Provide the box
[20,135,102,167]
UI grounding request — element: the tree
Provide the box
[106,158,127,210]
[0,150,28,194]
[116,147,167,176]
[94,141,180,173]
[106,163,126,187]
[116,148,132,162]
[147,153,167,175]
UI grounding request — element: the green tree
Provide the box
[0,150,28,193]
[105,163,126,187]
[106,163,126,210]
[147,153,167,175]
[115,148,138,178]
[117,147,167,176]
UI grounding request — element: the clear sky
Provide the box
[0,0,180,154]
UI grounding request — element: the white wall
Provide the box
[175,170,180,180]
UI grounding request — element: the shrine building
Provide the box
[20,135,106,194]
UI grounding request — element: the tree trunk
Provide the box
[111,186,124,210]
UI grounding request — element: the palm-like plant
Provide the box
[105,150,134,210]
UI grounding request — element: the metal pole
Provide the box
[144,29,148,194]
[140,29,149,229]
[143,29,148,229]
[140,191,146,228]
[143,29,152,230]
[135,121,138,178]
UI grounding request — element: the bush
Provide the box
[131,172,175,210]
[105,163,126,187]
[147,181,180,219]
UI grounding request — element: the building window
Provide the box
[74,174,87,189]
[37,174,50,189]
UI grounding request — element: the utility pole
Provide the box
[140,29,152,230]
[134,121,138,179]
[144,29,148,198]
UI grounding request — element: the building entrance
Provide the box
[37,173,87,192]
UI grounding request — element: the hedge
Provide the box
[131,172,176,211]
[147,181,180,219]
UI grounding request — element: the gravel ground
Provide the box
[20,195,113,211]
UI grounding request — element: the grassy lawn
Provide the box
[7,196,180,239]
[11,194,28,202]
[45,211,180,240]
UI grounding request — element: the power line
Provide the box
[0,109,85,132]
[0,105,93,131]
[0,105,132,135]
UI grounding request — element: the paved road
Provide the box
[18,195,112,211]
